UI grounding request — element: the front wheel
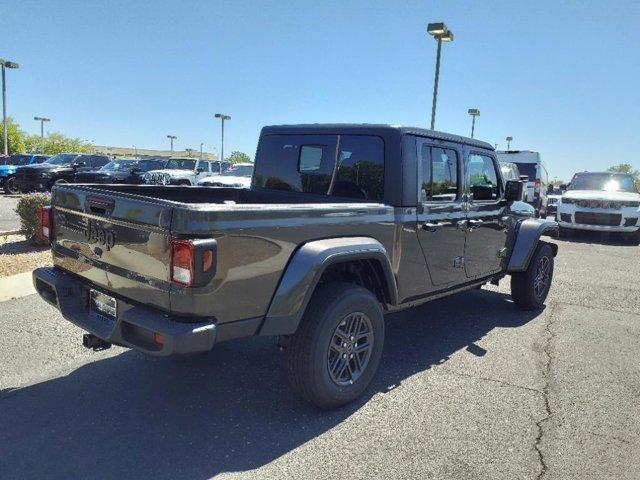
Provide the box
[3,176,18,194]
[286,281,384,410]
[511,243,554,310]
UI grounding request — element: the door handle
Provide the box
[422,221,446,232]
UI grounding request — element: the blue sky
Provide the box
[3,0,639,180]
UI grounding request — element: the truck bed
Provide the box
[50,183,394,324]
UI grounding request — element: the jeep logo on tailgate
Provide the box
[83,220,116,251]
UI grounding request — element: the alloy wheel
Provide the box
[327,312,374,386]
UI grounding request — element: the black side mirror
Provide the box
[471,184,494,201]
[560,184,568,192]
[196,167,205,173]
[505,180,523,201]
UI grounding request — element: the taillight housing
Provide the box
[170,238,217,287]
[171,240,195,286]
[39,206,53,242]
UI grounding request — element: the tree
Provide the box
[608,163,640,190]
[0,117,26,154]
[227,151,251,164]
[24,132,92,155]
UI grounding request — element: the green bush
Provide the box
[15,193,51,245]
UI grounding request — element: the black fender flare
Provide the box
[259,237,398,336]
[507,218,559,273]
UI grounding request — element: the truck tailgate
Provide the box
[51,185,173,310]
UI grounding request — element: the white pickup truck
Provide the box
[144,158,226,186]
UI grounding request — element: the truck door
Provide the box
[416,139,468,287]
[463,150,509,278]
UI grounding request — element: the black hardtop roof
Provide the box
[261,123,494,150]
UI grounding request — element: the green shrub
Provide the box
[15,193,51,245]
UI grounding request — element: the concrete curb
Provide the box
[0,229,22,236]
[0,271,36,302]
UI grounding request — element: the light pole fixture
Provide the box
[185,148,194,157]
[506,136,513,151]
[426,22,453,130]
[34,116,50,153]
[167,134,177,154]
[467,108,480,138]
[214,113,231,171]
[1,58,19,155]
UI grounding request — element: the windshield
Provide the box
[101,160,136,172]
[7,154,32,166]
[165,158,196,170]
[569,173,637,193]
[223,165,253,177]
[46,153,79,165]
[513,162,536,181]
[136,159,166,172]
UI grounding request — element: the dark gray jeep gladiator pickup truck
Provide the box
[33,124,558,409]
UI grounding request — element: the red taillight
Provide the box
[39,206,52,242]
[171,240,195,286]
[154,332,165,345]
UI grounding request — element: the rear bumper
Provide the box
[33,266,217,356]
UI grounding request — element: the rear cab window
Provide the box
[254,134,385,201]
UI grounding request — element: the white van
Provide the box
[496,150,549,217]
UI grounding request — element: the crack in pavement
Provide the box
[444,369,545,396]
[534,301,559,480]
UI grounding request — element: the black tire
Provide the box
[287,281,384,410]
[3,175,18,194]
[511,243,554,310]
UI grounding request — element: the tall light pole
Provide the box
[1,59,19,155]
[200,142,203,160]
[34,116,50,153]
[167,134,177,154]
[467,109,480,138]
[426,23,453,130]
[506,136,513,151]
[214,113,231,166]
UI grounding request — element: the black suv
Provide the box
[74,157,169,185]
[15,153,110,192]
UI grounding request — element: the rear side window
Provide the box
[418,141,459,203]
[334,136,384,201]
[254,134,385,201]
[514,162,536,181]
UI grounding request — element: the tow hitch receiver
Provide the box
[82,333,112,351]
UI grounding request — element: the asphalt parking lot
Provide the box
[0,195,21,232]
[1,236,638,479]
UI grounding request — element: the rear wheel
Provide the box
[3,176,18,194]
[511,243,554,310]
[287,281,384,410]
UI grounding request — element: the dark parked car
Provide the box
[15,153,110,192]
[34,124,558,409]
[74,157,169,184]
[0,153,50,193]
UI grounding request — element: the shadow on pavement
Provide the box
[560,230,638,247]
[0,289,542,479]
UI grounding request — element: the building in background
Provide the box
[92,145,218,159]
